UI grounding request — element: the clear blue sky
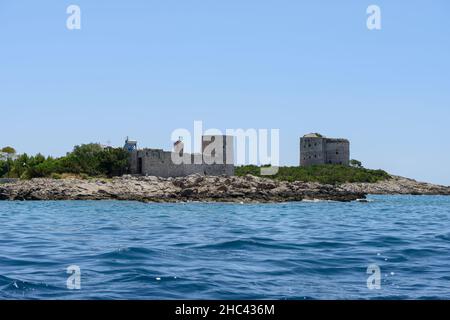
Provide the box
[0,0,449,185]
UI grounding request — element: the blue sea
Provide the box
[0,196,449,300]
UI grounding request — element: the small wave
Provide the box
[97,226,121,231]
[94,247,159,260]
[356,198,374,203]
[195,238,300,251]
[0,274,61,293]
[0,255,58,268]
[435,233,450,241]
[302,199,337,203]
[300,241,353,249]
[400,247,445,257]
[368,235,412,246]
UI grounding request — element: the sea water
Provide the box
[0,195,449,299]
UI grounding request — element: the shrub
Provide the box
[51,173,62,180]
[350,159,363,168]
[79,173,90,180]
[1,144,130,179]
[0,160,8,177]
[235,164,390,184]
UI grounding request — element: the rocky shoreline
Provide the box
[0,174,448,203]
[0,174,365,203]
[340,175,450,195]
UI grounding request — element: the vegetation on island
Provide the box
[235,162,390,184]
[1,144,390,185]
[0,144,129,179]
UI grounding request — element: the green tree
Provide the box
[1,146,16,154]
[350,159,363,168]
[0,143,131,179]
[63,143,104,176]
[23,155,57,179]
[9,154,30,178]
[0,160,8,177]
[97,147,129,177]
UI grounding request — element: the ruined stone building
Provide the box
[125,135,234,178]
[300,133,350,166]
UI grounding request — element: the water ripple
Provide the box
[0,196,449,299]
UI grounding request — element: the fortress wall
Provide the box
[202,164,235,176]
[128,150,139,174]
[132,148,234,178]
[324,140,350,165]
[300,136,350,166]
[300,137,326,166]
[126,135,235,177]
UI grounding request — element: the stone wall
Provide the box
[324,139,350,166]
[300,137,326,166]
[300,136,350,166]
[127,135,235,177]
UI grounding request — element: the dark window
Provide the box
[138,158,143,174]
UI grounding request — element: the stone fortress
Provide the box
[124,132,350,177]
[300,133,350,166]
[125,135,234,178]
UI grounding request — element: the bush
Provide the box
[0,160,8,177]
[9,154,29,178]
[350,159,363,168]
[97,147,129,177]
[235,164,391,184]
[1,144,130,179]
[51,173,62,180]
[79,173,90,180]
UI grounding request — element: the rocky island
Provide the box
[0,174,448,203]
[1,141,449,203]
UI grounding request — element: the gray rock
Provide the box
[3,174,446,203]
[0,174,366,203]
[340,175,450,195]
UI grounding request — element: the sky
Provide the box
[0,0,449,185]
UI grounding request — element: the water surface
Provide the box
[0,196,449,299]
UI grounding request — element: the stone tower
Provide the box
[300,133,350,166]
[201,135,234,165]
